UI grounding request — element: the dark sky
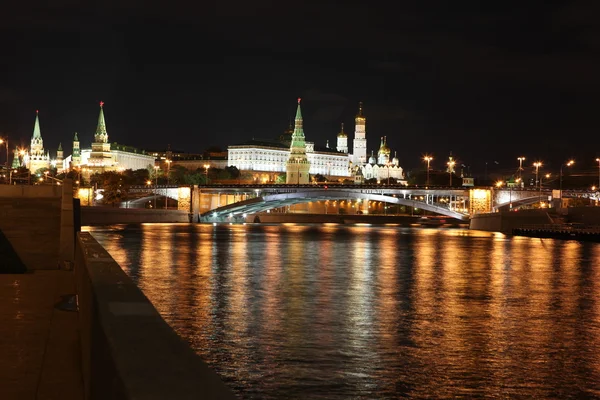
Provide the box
[1,1,599,174]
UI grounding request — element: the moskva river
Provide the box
[88,223,600,399]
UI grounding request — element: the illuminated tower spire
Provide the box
[89,101,113,168]
[33,110,41,139]
[336,122,348,153]
[352,101,367,164]
[28,110,50,173]
[11,148,20,169]
[286,98,310,184]
[95,101,108,143]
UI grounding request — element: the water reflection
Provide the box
[87,224,600,399]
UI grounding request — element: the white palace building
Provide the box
[227,100,406,184]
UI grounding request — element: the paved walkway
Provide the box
[0,270,83,400]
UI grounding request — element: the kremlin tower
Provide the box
[88,101,114,168]
[336,123,348,154]
[72,132,80,168]
[352,102,367,164]
[56,143,64,173]
[27,110,50,173]
[286,98,310,184]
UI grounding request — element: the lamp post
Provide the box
[146,180,152,208]
[203,164,210,184]
[447,160,455,186]
[386,161,391,185]
[517,156,526,181]
[596,158,600,190]
[0,137,8,181]
[559,160,574,207]
[153,166,159,209]
[533,161,542,188]
[423,155,432,186]
[540,173,550,207]
[165,159,171,185]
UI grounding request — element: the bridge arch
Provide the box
[200,189,468,222]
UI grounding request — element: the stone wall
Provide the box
[0,185,63,270]
[470,210,555,233]
[75,232,235,399]
[81,207,190,225]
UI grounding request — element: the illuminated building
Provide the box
[25,110,51,173]
[286,98,310,184]
[336,123,348,153]
[62,102,155,172]
[352,102,367,164]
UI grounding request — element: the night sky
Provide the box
[2,1,599,175]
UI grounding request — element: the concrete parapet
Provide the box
[81,207,191,225]
[0,185,63,270]
[470,210,554,233]
[75,232,236,400]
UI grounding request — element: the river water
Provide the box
[88,223,600,399]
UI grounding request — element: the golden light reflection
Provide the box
[86,224,600,398]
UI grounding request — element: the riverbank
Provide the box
[249,213,468,226]
[513,224,600,242]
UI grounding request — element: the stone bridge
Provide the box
[124,184,599,223]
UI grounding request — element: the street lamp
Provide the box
[559,160,574,208]
[447,160,455,186]
[596,158,600,190]
[517,156,526,180]
[153,166,159,209]
[0,137,8,179]
[203,164,210,184]
[540,173,550,207]
[423,155,433,186]
[533,161,542,188]
[386,161,391,185]
[165,159,172,185]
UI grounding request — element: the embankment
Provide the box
[75,232,236,399]
[82,207,190,225]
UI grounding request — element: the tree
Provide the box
[313,174,327,183]
[275,174,286,184]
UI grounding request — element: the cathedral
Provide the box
[337,103,406,184]
[228,99,407,185]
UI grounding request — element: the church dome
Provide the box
[392,151,399,166]
[368,151,376,165]
[337,122,347,138]
[378,136,391,156]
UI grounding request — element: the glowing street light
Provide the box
[447,159,456,186]
[0,137,8,176]
[559,160,575,207]
[423,155,433,186]
[204,164,210,184]
[165,159,172,185]
[596,158,600,190]
[517,156,526,180]
[533,161,542,188]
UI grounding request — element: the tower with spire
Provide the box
[336,122,348,154]
[286,98,311,184]
[88,101,114,168]
[11,148,20,169]
[352,102,367,164]
[27,110,51,173]
[72,132,81,168]
[56,143,64,173]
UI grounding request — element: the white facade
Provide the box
[352,103,367,164]
[228,142,350,177]
[361,163,406,183]
[78,148,155,171]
